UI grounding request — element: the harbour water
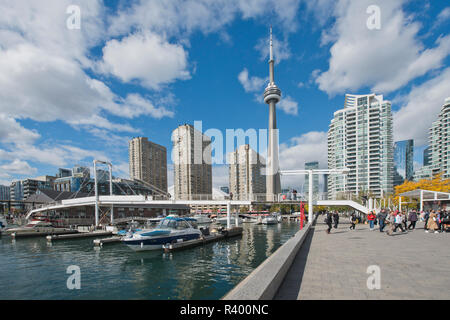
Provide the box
[0,221,300,300]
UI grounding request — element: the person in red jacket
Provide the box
[367,211,376,230]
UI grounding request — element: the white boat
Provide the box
[216,216,243,225]
[192,214,212,224]
[122,216,202,251]
[261,216,278,225]
[2,219,60,235]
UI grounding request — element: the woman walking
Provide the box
[367,211,376,230]
[426,211,439,233]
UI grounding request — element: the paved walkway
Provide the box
[275,219,450,300]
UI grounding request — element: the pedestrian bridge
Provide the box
[25,195,369,220]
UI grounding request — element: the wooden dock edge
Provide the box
[163,227,243,252]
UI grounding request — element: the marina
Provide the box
[0,221,300,300]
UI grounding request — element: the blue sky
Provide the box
[0,0,449,190]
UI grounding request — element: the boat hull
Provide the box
[123,232,201,251]
[262,218,278,225]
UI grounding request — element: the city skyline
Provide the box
[0,1,449,192]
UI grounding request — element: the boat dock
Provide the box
[10,229,78,239]
[163,227,243,252]
[93,236,122,247]
[46,231,112,242]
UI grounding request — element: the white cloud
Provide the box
[0,115,40,145]
[238,68,298,115]
[393,67,450,146]
[279,131,328,188]
[108,0,301,39]
[238,68,267,93]
[0,159,37,176]
[254,35,291,64]
[212,165,229,189]
[278,96,299,115]
[435,7,450,28]
[315,0,450,95]
[100,32,190,90]
[280,131,328,169]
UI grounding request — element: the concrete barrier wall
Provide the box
[222,220,314,300]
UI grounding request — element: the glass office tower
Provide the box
[393,140,414,186]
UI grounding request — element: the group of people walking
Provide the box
[322,209,449,235]
[324,211,339,234]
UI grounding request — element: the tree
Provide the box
[395,173,450,195]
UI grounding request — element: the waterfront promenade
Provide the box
[275,220,450,300]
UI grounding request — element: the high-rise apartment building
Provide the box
[423,146,431,167]
[428,98,450,178]
[327,93,394,199]
[129,137,168,192]
[228,144,266,200]
[0,185,10,201]
[393,140,414,186]
[172,124,212,200]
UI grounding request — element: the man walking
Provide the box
[393,212,407,233]
[424,210,430,231]
[377,209,387,232]
[333,211,339,229]
[408,210,418,230]
[349,213,357,230]
[325,211,333,234]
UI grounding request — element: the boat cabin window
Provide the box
[176,220,191,229]
[157,219,177,229]
[157,219,194,229]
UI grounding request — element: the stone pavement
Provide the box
[274,218,450,300]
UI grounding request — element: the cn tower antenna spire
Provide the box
[269,25,273,62]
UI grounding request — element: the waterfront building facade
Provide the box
[393,140,414,186]
[228,144,266,200]
[327,93,394,199]
[129,137,168,192]
[428,98,450,178]
[10,176,54,201]
[0,185,10,201]
[172,124,212,200]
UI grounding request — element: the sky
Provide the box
[0,0,449,191]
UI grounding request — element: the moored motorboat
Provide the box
[216,216,243,225]
[2,219,67,236]
[192,214,212,224]
[261,215,278,225]
[122,216,202,251]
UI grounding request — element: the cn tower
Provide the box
[263,26,281,201]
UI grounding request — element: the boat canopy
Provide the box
[164,216,197,222]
